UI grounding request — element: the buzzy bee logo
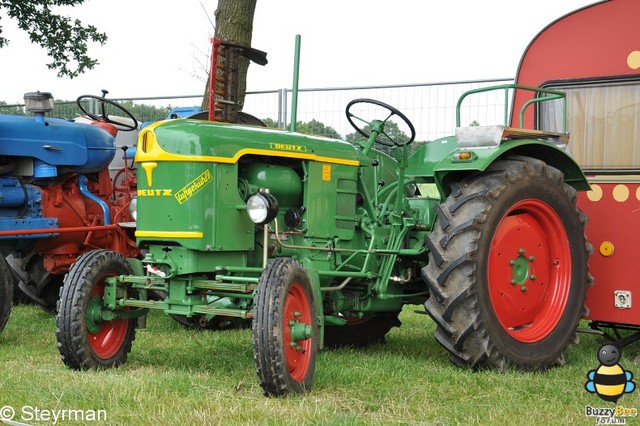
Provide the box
[584,344,638,424]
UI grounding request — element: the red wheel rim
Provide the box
[283,281,313,382]
[488,199,571,342]
[88,279,129,359]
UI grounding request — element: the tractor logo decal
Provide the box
[174,170,213,204]
[322,164,331,181]
[137,189,173,197]
[584,344,637,423]
[269,142,307,153]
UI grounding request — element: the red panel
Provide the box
[514,1,640,325]
[579,181,640,325]
[513,0,640,127]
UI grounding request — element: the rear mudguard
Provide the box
[406,135,589,199]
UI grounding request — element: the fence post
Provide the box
[89,98,98,115]
[277,89,283,128]
[280,88,288,130]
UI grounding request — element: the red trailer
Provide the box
[513,0,640,344]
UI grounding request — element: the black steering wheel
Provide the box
[345,98,416,147]
[76,90,138,131]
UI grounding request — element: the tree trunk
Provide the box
[201,0,257,112]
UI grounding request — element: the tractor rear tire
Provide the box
[423,157,592,371]
[0,257,13,333]
[323,313,401,348]
[56,249,137,370]
[252,258,318,396]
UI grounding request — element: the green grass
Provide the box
[0,304,635,425]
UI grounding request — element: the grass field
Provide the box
[0,304,636,425]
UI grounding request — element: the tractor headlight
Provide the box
[246,191,279,224]
[129,196,137,221]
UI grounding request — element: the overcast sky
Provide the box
[0,0,597,103]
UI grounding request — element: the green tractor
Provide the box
[55,84,592,396]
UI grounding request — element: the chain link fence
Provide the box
[1,78,512,141]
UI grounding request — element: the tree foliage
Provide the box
[261,117,341,139]
[110,101,172,123]
[0,100,25,115]
[346,121,407,155]
[0,98,173,123]
[345,121,408,144]
[295,119,341,139]
[346,121,425,156]
[0,0,106,78]
[261,117,278,128]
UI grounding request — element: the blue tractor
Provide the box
[0,91,140,330]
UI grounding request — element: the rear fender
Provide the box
[428,139,589,197]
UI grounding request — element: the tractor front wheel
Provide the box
[0,257,13,334]
[252,258,318,396]
[423,157,591,370]
[56,249,136,370]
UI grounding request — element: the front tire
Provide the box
[252,258,318,396]
[0,257,13,334]
[423,157,592,370]
[56,249,136,370]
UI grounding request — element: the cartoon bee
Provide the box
[585,344,636,403]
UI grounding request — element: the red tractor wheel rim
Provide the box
[283,281,313,382]
[488,199,571,342]
[88,280,129,359]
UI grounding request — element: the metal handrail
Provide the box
[455,84,567,132]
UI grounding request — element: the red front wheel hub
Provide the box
[283,281,313,381]
[87,281,130,359]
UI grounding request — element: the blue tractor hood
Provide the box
[0,114,116,174]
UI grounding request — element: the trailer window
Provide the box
[540,81,640,169]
